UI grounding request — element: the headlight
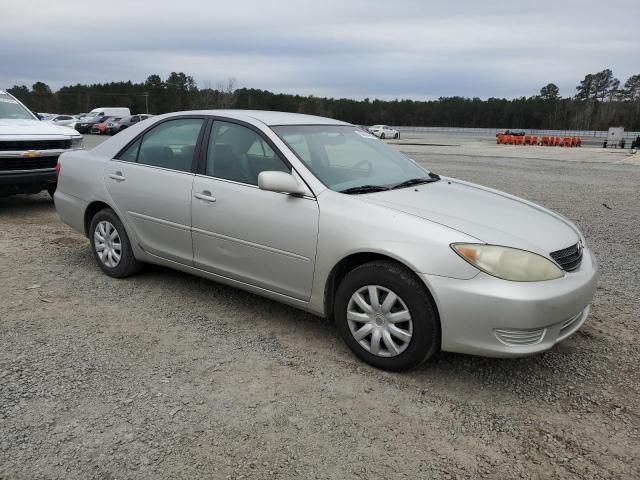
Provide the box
[70,136,83,149]
[451,244,563,282]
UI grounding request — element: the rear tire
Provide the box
[394,132,399,139]
[334,260,440,371]
[89,208,142,278]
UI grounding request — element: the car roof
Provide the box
[166,110,351,127]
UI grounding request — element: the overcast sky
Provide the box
[1,0,638,100]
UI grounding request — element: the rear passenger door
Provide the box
[191,119,319,300]
[105,117,205,265]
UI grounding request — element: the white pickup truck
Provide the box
[0,90,83,197]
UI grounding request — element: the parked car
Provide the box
[75,107,131,133]
[87,107,131,118]
[109,114,153,135]
[54,110,598,371]
[91,117,119,135]
[45,114,78,128]
[0,90,83,197]
[497,129,526,137]
[368,125,399,139]
[75,114,109,134]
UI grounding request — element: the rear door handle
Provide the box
[194,191,216,203]
[109,172,125,181]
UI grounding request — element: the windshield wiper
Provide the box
[391,173,440,190]
[339,185,390,195]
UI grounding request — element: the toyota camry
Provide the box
[54,110,598,370]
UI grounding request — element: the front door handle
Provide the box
[109,172,125,182]
[194,191,216,203]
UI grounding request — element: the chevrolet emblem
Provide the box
[22,150,41,158]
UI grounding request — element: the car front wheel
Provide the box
[89,208,142,278]
[380,133,386,139]
[334,260,440,371]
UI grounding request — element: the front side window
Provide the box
[206,121,289,185]
[134,118,203,172]
[273,125,428,192]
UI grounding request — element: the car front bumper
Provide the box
[423,248,598,357]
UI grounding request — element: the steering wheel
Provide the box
[353,159,373,176]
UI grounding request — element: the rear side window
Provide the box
[117,139,141,162]
[135,118,203,172]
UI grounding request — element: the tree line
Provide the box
[6,69,640,130]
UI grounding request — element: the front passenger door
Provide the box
[191,120,319,300]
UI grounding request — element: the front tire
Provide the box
[380,133,386,139]
[334,261,440,371]
[89,208,142,278]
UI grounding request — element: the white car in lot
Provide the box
[44,114,78,128]
[368,125,399,139]
[54,110,597,371]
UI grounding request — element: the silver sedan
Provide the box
[54,110,598,370]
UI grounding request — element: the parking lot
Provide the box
[1,135,639,479]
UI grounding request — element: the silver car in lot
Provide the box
[54,110,598,370]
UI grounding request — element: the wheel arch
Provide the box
[323,251,439,323]
[83,200,113,237]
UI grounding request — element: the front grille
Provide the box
[0,156,58,171]
[550,242,583,271]
[0,139,71,151]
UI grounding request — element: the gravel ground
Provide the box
[0,138,639,479]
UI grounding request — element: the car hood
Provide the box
[359,178,580,255]
[0,118,79,137]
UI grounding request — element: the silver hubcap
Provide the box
[347,285,413,358]
[94,220,122,268]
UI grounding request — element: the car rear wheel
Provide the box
[394,132,399,139]
[89,208,142,278]
[334,260,440,371]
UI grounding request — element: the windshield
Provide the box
[0,93,36,120]
[273,125,429,192]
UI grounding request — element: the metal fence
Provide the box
[391,126,640,140]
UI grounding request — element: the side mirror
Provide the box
[258,171,306,195]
